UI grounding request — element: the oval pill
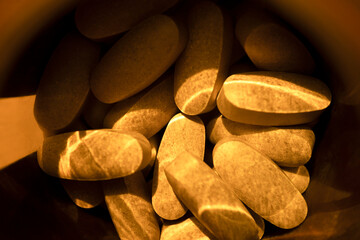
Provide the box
[235,6,315,74]
[90,14,187,103]
[103,72,178,138]
[34,32,101,132]
[207,115,315,166]
[103,172,160,240]
[164,151,260,240]
[216,71,332,126]
[174,1,232,115]
[37,130,151,180]
[213,139,308,229]
[282,166,310,193]
[152,113,205,220]
[75,0,179,40]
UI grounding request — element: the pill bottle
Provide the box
[0,0,359,239]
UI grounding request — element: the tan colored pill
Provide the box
[160,217,217,240]
[61,179,103,209]
[82,93,113,129]
[45,120,106,209]
[174,1,232,115]
[282,166,310,194]
[164,151,260,240]
[152,113,205,220]
[51,121,105,209]
[207,115,315,166]
[213,139,308,229]
[37,130,151,180]
[75,0,179,40]
[103,72,178,138]
[103,172,160,240]
[235,5,315,74]
[91,14,187,104]
[217,71,332,126]
[34,32,101,132]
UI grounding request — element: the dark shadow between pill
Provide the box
[0,153,118,239]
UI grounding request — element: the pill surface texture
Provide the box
[103,72,178,138]
[174,1,232,115]
[34,33,101,132]
[213,139,308,229]
[75,0,179,40]
[61,179,103,209]
[37,130,151,180]
[90,14,187,103]
[103,172,160,240]
[207,115,315,166]
[160,217,217,240]
[152,113,205,220]
[282,166,310,193]
[165,151,260,240]
[217,71,332,126]
[235,6,315,74]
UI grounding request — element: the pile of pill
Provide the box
[34,0,332,239]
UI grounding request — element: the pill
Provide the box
[207,115,315,166]
[75,0,180,40]
[142,135,160,178]
[281,166,310,194]
[82,92,113,129]
[37,130,151,180]
[103,72,178,138]
[34,32,101,132]
[152,113,205,220]
[174,1,232,115]
[103,172,160,240]
[160,216,217,240]
[60,179,103,209]
[235,5,315,74]
[43,118,107,208]
[213,139,308,229]
[164,151,260,240]
[51,118,105,209]
[90,14,187,103]
[216,71,332,126]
